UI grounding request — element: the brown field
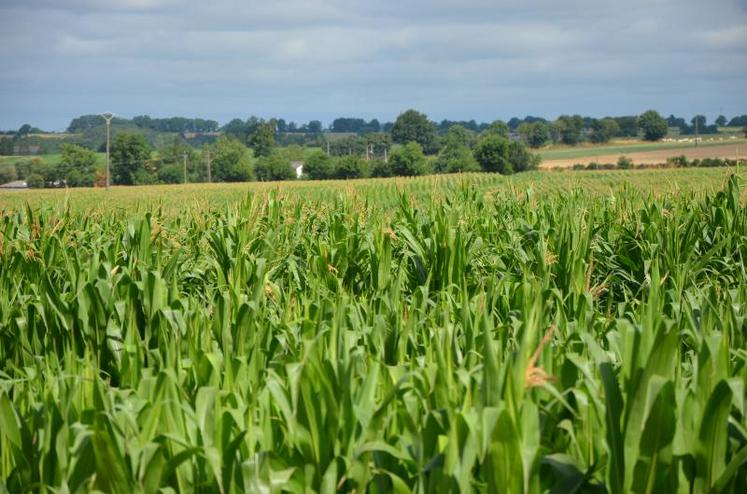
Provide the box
[541,143,744,169]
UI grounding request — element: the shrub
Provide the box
[370,159,393,177]
[255,153,294,181]
[25,173,45,188]
[0,163,17,184]
[304,151,335,180]
[617,156,634,169]
[666,155,689,167]
[474,134,511,174]
[390,142,429,176]
[334,155,365,179]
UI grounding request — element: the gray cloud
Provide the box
[0,0,745,130]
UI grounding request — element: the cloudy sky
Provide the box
[1,0,745,130]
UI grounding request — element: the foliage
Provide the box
[639,110,669,141]
[255,151,295,181]
[507,140,540,172]
[157,137,202,183]
[58,143,97,187]
[0,163,17,184]
[331,117,380,133]
[434,142,480,173]
[485,120,510,138]
[111,133,153,185]
[132,115,219,133]
[24,173,45,188]
[370,158,393,177]
[391,109,438,154]
[205,136,253,182]
[334,155,367,179]
[589,118,620,143]
[247,120,276,157]
[0,138,13,156]
[390,141,429,176]
[552,115,585,145]
[519,121,551,148]
[617,155,634,169]
[613,116,639,137]
[304,150,335,180]
[0,176,746,493]
[474,133,511,174]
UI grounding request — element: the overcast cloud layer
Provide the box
[1,0,745,130]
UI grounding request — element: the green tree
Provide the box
[715,115,727,127]
[304,150,335,180]
[442,125,475,149]
[614,116,639,137]
[222,118,248,139]
[0,138,14,155]
[111,133,152,185]
[247,120,276,157]
[206,136,253,182]
[518,122,550,148]
[589,118,620,144]
[551,115,584,145]
[435,125,479,173]
[485,120,510,138]
[59,144,97,187]
[255,152,294,181]
[690,115,707,132]
[434,145,480,174]
[365,133,393,158]
[370,159,392,177]
[390,142,428,176]
[17,124,33,137]
[25,173,45,188]
[474,134,511,174]
[0,163,17,184]
[391,110,438,154]
[307,120,323,134]
[639,110,668,141]
[158,137,200,183]
[508,141,540,172]
[334,155,366,179]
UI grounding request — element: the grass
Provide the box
[539,137,747,160]
[1,170,746,492]
[0,153,107,167]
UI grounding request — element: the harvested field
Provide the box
[542,142,744,169]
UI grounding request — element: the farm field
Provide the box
[1,167,746,213]
[0,153,107,167]
[1,170,746,492]
[540,138,746,168]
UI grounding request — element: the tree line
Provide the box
[2,109,746,187]
[1,109,542,187]
[3,110,746,158]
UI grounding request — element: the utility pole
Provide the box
[205,151,212,183]
[183,152,188,184]
[384,147,388,163]
[326,141,330,156]
[695,116,699,148]
[100,112,115,189]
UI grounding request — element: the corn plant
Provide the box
[0,174,745,493]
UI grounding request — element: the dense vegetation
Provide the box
[0,173,745,492]
[2,110,745,159]
[1,109,745,188]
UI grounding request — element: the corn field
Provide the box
[1,174,746,492]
